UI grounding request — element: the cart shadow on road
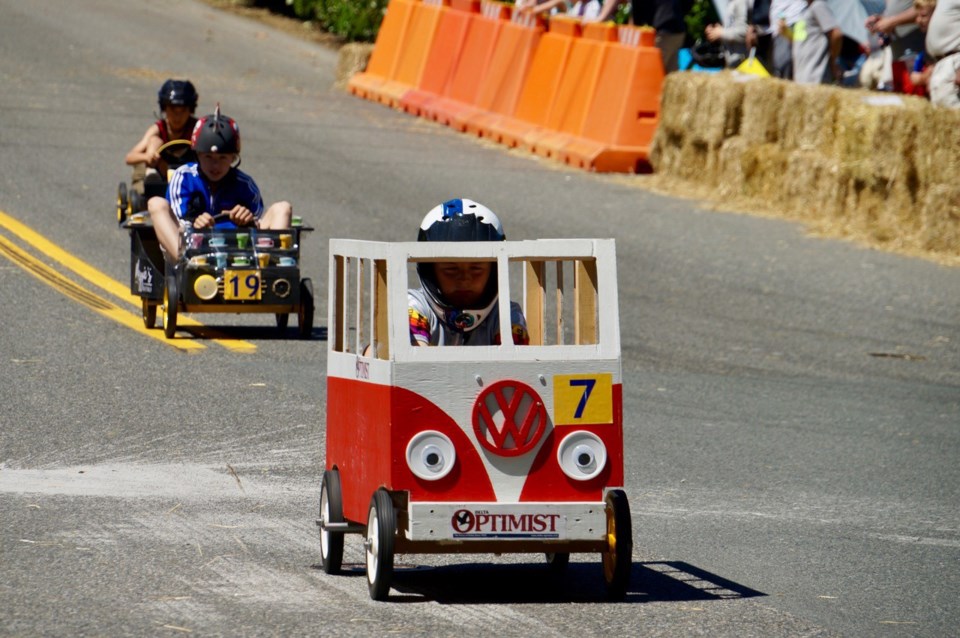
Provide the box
[324,559,765,604]
[178,324,328,341]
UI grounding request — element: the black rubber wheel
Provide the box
[297,278,314,339]
[319,469,345,575]
[117,182,128,224]
[129,190,143,215]
[602,489,632,600]
[142,299,157,329]
[275,313,289,334]
[162,275,179,339]
[366,489,395,601]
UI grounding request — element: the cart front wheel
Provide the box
[602,489,632,600]
[117,182,129,225]
[297,278,314,339]
[365,489,395,601]
[162,275,178,339]
[142,299,157,329]
[319,469,344,574]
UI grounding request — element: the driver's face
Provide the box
[197,152,236,182]
[164,105,192,131]
[434,262,492,308]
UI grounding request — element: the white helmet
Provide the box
[416,198,505,334]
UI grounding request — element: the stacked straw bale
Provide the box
[651,72,960,261]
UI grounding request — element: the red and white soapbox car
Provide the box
[318,238,631,600]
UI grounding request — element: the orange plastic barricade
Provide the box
[526,22,618,159]
[399,0,480,116]
[561,26,663,172]
[460,11,545,137]
[347,0,419,100]
[374,0,450,108]
[482,16,580,148]
[423,0,511,128]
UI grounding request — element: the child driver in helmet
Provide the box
[409,199,529,346]
[147,106,292,261]
[125,79,199,193]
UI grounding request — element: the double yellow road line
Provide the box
[0,209,255,353]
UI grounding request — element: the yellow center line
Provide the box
[0,209,256,353]
[0,235,204,352]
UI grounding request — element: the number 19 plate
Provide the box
[224,270,261,300]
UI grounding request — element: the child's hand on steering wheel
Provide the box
[192,212,216,229]
[224,205,256,227]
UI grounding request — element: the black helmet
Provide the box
[416,198,505,333]
[190,105,240,154]
[157,79,198,112]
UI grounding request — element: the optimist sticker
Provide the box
[472,380,546,457]
[451,508,563,539]
[553,373,613,425]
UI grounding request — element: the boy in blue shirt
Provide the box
[147,107,292,260]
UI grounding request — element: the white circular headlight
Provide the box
[193,274,218,300]
[557,431,607,481]
[406,431,456,481]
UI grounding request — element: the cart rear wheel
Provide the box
[142,299,157,329]
[162,276,178,339]
[117,182,128,224]
[297,278,314,339]
[319,469,344,575]
[601,489,632,600]
[365,489,395,601]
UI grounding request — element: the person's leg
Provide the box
[773,35,793,79]
[131,162,147,195]
[259,201,293,230]
[656,31,686,74]
[929,54,960,109]
[147,196,183,261]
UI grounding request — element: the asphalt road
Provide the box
[1,1,958,636]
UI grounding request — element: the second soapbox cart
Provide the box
[122,213,314,339]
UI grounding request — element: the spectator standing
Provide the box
[792,0,843,84]
[909,0,937,91]
[589,0,688,73]
[768,0,808,78]
[868,0,926,59]
[925,0,960,107]
[705,0,749,68]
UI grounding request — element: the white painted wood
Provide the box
[407,502,607,542]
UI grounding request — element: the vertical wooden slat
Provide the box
[555,261,564,345]
[524,260,546,346]
[375,259,390,360]
[354,258,365,354]
[574,258,598,345]
[334,254,345,353]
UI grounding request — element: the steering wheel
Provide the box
[156,139,196,169]
[205,211,257,228]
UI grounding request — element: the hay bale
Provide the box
[335,43,374,89]
[915,105,960,187]
[781,150,843,222]
[740,77,785,145]
[649,126,684,174]
[778,82,841,153]
[919,184,960,254]
[716,135,749,196]
[694,72,745,147]
[657,73,699,135]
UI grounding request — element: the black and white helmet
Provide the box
[416,198,505,333]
